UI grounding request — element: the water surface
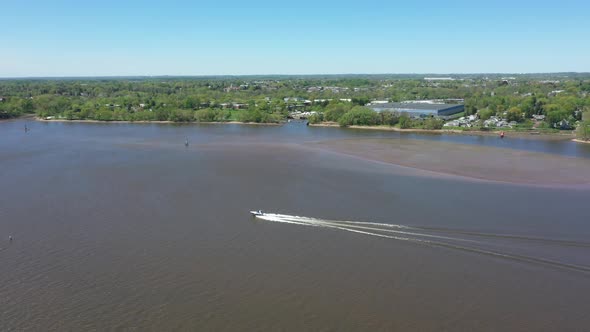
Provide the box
[1,120,590,331]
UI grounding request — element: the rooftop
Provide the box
[369,103,463,111]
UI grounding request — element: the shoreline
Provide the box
[573,139,590,144]
[309,122,574,140]
[0,114,36,122]
[34,117,283,126]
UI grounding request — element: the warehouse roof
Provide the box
[369,103,463,111]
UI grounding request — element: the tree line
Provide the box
[1,76,589,128]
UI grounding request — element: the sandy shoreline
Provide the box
[34,117,283,126]
[34,118,283,126]
[308,138,590,188]
[573,139,590,144]
[310,122,574,140]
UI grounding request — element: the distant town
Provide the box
[1,74,589,140]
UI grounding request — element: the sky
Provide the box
[2,0,589,77]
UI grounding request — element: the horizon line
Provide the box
[1,72,589,80]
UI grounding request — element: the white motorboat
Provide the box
[250,210,264,216]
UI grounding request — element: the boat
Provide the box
[250,210,264,216]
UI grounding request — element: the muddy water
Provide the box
[1,120,590,331]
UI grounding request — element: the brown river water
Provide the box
[1,120,590,331]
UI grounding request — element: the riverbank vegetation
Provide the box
[576,111,590,141]
[1,74,589,130]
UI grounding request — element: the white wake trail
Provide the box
[257,213,474,243]
[253,212,590,274]
[266,213,410,229]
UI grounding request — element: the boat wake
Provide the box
[255,213,590,274]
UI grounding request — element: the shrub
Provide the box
[423,117,444,130]
[399,113,412,129]
[308,113,324,124]
[506,107,523,122]
[380,111,399,126]
[194,108,218,122]
[478,108,495,121]
[324,103,351,122]
[577,120,590,141]
[338,107,380,127]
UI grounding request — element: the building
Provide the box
[424,77,455,81]
[368,102,464,118]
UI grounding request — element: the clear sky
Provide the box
[2,0,589,77]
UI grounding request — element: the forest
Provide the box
[1,75,589,133]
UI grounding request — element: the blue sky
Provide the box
[2,0,589,76]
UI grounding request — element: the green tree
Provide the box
[351,96,370,106]
[308,113,324,124]
[577,119,590,141]
[19,98,35,113]
[423,117,445,130]
[506,107,523,122]
[183,96,200,109]
[380,111,399,126]
[324,103,351,122]
[168,109,193,122]
[64,110,75,120]
[521,96,536,118]
[95,109,114,121]
[338,107,380,127]
[399,113,412,129]
[478,109,495,121]
[194,108,217,122]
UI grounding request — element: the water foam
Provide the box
[254,213,590,274]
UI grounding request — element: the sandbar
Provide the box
[309,138,590,187]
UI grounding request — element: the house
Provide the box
[284,97,304,103]
[232,103,248,110]
[483,116,513,128]
[289,111,318,120]
[557,119,572,130]
[424,77,455,81]
[223,85,240,92]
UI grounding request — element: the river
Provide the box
[1,119,590,331]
